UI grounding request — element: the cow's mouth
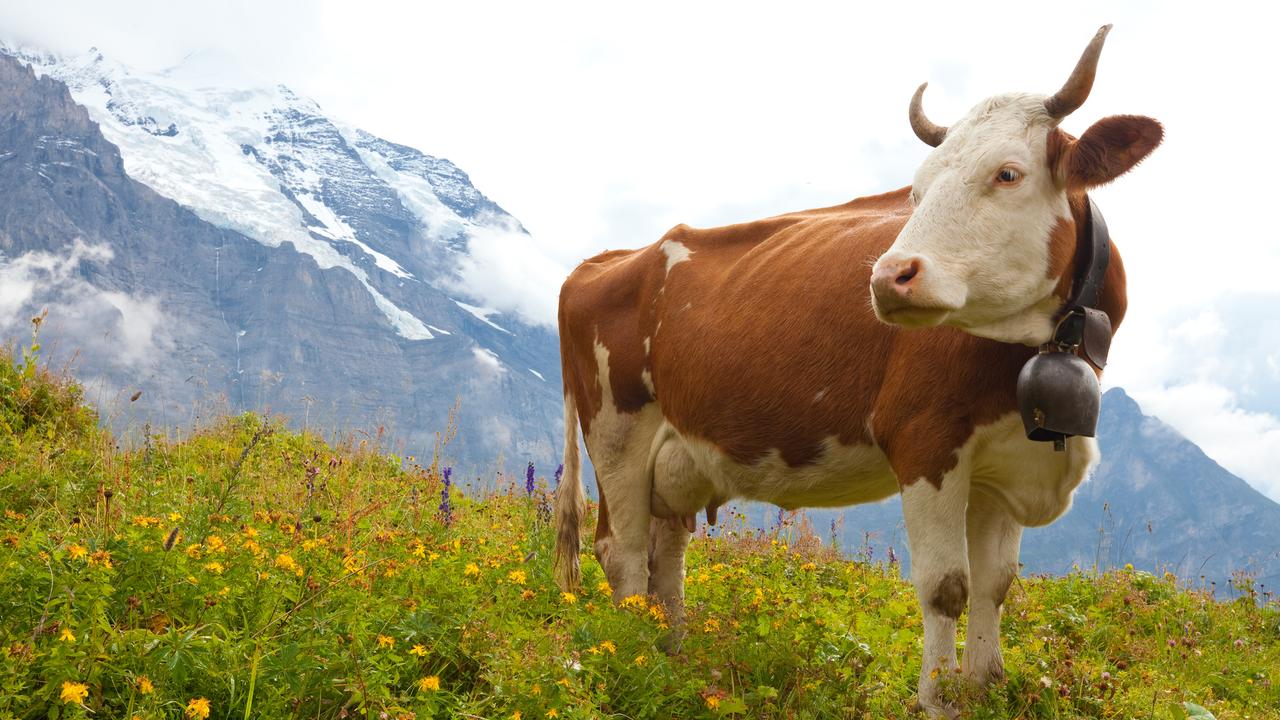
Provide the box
[875,304,951,328]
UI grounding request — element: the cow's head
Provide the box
[870,25,1162,345]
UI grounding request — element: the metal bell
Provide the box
[1016,349,1101,448]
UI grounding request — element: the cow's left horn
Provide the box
[1044,24,1113,119]
[909,82,947,147]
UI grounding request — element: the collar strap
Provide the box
[1050,197,1113,369]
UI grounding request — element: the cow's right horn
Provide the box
[1044,24,1113,119]
[909,83,947,147]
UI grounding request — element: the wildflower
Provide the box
[561,592,578,605]
[525,462,537,496]
[412,541,427,558]
[204,561,225,574]
[599,640,617,655]
[137,676,154,694]
[410,644,428,656]
[512,712,522,720]
[554,464,564,485]
[648,604,666,624]
[274,553,302,576]
[185,543,202,558]
[620,595,647,611]
[60,681,89,704]
[185,697,211,719]
[59,628,76,642]
[597,580,612,597]
[88,550,113,568]
[508,570,527,585]
[705,695,721,710]
[418,675,440,692]
[546,710,559,718]
[703,618,720,633]
[206,535,226,552]
[522,589,536,600]
[377,635,395,649]
[634,654,647,666]
[67,544,88,560]
[169,512,183,523]
[464,562,480,577]
[427,551,440,562]
[438,467,453,526]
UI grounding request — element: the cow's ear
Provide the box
[1065,115,1163,190]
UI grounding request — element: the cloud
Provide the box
[452,218,569,327]
[0,240,170,367]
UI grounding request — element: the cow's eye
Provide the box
[995,167,1022,184]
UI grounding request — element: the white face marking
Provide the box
[660,240,693,276]
[873,93,1071,345]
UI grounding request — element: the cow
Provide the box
[552,25,1161,717]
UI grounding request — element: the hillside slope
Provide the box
[0,48,560,473]
[2,350,1278,719]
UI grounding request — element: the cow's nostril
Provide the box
[895,260,921,286]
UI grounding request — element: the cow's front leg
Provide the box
[963,486,1022,686]
[900,467,971,719]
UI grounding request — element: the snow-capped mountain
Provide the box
[0,44,562,472]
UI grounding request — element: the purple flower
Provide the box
[438,466,453,526]
[554,463,564,485]
[525,462,536,497]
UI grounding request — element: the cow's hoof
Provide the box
[657,629,685,655]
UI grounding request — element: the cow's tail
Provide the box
[553,390,586,590]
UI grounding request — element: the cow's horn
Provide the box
[909,82,947,147]
[1044,24,1113,119]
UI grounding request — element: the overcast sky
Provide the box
[4,1,1279,499]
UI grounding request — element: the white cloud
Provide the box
[452,219,568,327]
[472,346,505,375]
[0,241,170,367]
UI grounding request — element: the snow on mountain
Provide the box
[5,43,539,340]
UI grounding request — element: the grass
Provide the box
[1,329,1278,719]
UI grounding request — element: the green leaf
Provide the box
[1182,702,1216,719]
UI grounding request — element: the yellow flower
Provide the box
[545,711,559,719]
[185,697,211,719]
[512,712,523,720]
[634,654,647,666]
[521,589,536,600]
[60,681,89,704]
[464,562,480,577]
[377,635,395,649]
[508,569,527,585]
[418,675,440,692]
[620,595,647,611]
[274,553,302,576]
[185,543,203,558]
[703,618,720,633]
[204,561,225,574]
[598,640,617,655]
[410,644,427,657]
[561,592,578,605]
[59,627,76,643]
[137,676,154,694]
[67,544,88,560]
[427,551,440,562]
[596,580,612,597]
[169,512,183,523]
[88,550,113,568]
[705,695,721,710]
[412,541,427,558]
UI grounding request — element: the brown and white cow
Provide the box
[553,26,1161,717]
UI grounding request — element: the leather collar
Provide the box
[1049,197,1112,369]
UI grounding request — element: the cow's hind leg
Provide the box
[900,464,972,719]
[590,413,661,602]
[963,486,1022,686]
[648,517,692,651]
